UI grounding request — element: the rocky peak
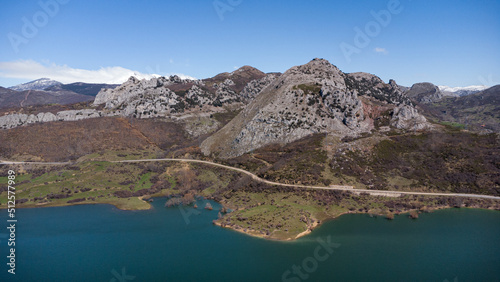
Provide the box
[284,58,343,84]
[231,65,265,76]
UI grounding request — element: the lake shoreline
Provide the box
[3,195,500,241]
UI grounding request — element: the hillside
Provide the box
[420,85,500,132]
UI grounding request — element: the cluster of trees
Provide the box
[225,134,328,185]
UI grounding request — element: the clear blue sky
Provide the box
[0,0,499,87]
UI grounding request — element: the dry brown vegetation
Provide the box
[224,134,329,185]
[332,132,500,195]
[0,117,196,161]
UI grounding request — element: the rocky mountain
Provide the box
[438,85,488,97]
[0,66,277,130]
[1,78,114,109]
[201,58,429,158]
[46,82,119,96]
[404,82,444,104]
[9,78,62,91]
[93,66,277,118]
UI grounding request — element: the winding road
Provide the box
[2,158,500,200]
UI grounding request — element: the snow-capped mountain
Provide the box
[438,85,488,97]
[9,78,62,91]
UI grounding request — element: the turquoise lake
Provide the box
[1,198,499,281]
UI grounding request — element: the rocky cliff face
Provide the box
[201,58,430,158]
[0,109,104,129]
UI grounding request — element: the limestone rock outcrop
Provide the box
[0,109,103,129]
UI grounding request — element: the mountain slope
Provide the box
[46,82,119,96]
[0,87,18,106]
[201,58,429,158]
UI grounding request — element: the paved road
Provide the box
[2,158,500,200]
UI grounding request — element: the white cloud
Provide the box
[374,47,388,54]
[0,60,196,84]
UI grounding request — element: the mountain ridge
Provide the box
[438,85,488,96]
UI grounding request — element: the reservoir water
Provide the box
[1,198,499,281]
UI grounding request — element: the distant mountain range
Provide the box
[2,77,491,110]
[0,79,118,109]
[1,67,498,138]
[438,85,488,97]
[8,78,119,96]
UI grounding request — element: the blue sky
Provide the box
[0,0,499,87]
